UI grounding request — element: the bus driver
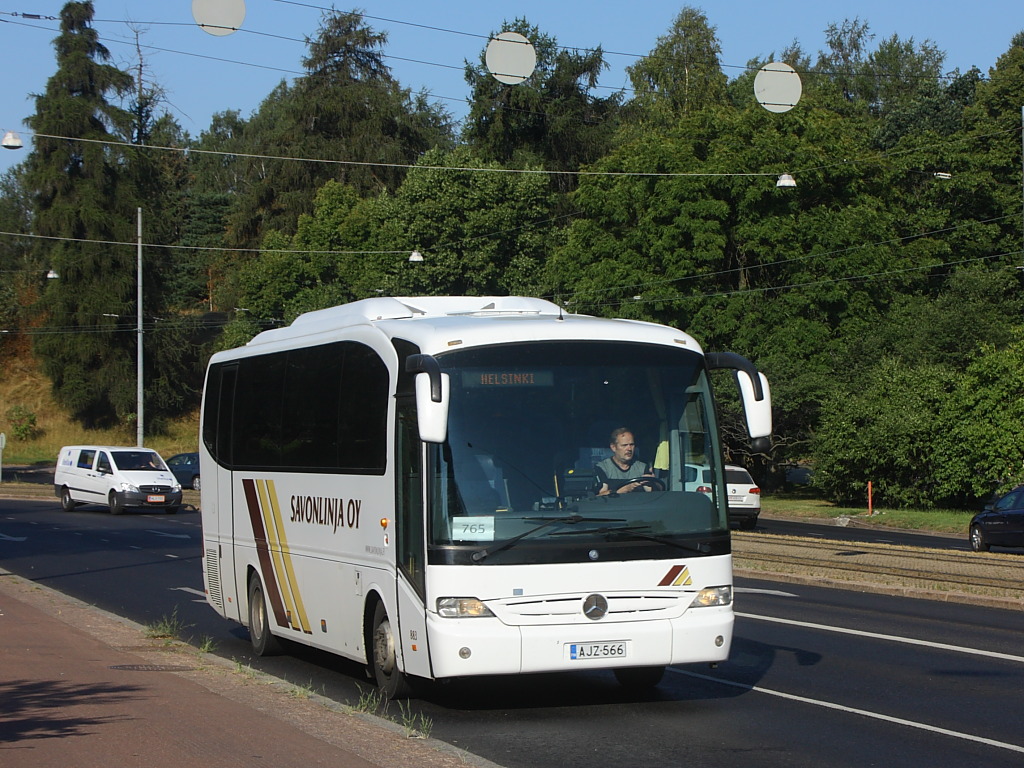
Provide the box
[594,427,662,495]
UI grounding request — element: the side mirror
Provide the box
[415,372,450,443]
[706,352,773,451]
[406,353,450,443]
[736,370,772,441]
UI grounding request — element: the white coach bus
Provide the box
[199,296,771,697]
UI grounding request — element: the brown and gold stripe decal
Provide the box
[657,564,693,587]
[242,478,312,634]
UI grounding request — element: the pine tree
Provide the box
[25,1,138,428]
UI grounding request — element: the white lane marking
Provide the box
[147,530,190,539]
[672,668,1024,754]
[737,612,1024,664]
[735,588,798,598]
[0,532,27,542]
[172,587,207,598]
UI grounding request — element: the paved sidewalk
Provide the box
[0,571,490,768]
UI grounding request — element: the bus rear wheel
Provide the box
[248,576,282,656]
[614,665,665,689]
[371,601,412,699]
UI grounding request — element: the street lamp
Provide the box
[408,249,424,263]
[2,130,23,150]
[776,173,797,188]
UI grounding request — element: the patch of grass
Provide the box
[289,678,318,700]
[0,347,200,463]
[352,684,385,713]
[762,493,976,534]
[397,699,433,739]
[233,659,259,679]
[144,608,191,642]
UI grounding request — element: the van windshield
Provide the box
[111,451,167,471]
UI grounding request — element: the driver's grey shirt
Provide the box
[594,457,651,491]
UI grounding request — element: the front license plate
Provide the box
[567,641,630,660]
[147,494,166,503]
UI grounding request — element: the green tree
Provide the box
[812,359,958,507]
[24,1,139,428]
[462,18,621,193]
[224,10,454,249]
[934,338,1024,502]
[625,7,728,124]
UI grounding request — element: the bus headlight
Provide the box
[437,597,494,618]
[689,586,732,608]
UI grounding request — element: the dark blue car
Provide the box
[970,486,1024,551]
[166,452,200,491]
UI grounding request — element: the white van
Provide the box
[54,445,183,514]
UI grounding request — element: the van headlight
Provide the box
[436,597,494,618]
[689,586,732,607]
[119,482,140,493]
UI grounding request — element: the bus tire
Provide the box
[248,576,282,656]
[370,600,412,699]
[614,665,665,689]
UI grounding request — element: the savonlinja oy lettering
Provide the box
[290,496,362,533]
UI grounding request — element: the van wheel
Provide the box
[370,601,412,699]
[614,665,665,689]
[60,487,77,512]
[108,491,125,515]
[248,576,282,656]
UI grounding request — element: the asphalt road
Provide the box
[2,497,1022,768]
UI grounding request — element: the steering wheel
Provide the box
[624,477,665,491]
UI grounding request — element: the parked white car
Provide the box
[684,463,760,529]
[724,464,761,530]
[54,445,182,515]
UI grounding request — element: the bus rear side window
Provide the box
[206,340,388,474]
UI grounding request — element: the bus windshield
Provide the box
[428,341,727,565]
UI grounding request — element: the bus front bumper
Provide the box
[425,606,733,679]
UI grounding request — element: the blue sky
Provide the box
[1,1,1021,176]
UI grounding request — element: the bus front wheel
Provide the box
[248,576,282,656]
[370,601,412,699]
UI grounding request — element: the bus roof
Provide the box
[241,296,702,356]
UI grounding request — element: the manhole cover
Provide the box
[109,664,196,672]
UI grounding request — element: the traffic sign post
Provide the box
[0,432,6,484]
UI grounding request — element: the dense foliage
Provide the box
[3,3,1024,508]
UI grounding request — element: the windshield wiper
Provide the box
[552,525,711,555]
[471,514,622,562]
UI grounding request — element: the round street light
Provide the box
[2,130,23,150]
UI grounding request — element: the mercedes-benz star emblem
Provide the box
[582,593,608,620]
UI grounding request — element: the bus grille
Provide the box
[491,592,686,626]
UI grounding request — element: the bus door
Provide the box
[205,363,242,622]
[395,399,431,679]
